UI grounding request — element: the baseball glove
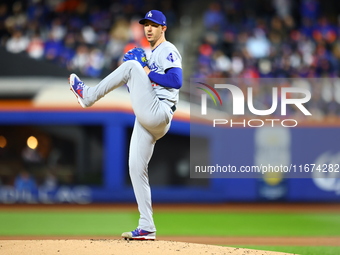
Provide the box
[123,47,148,68]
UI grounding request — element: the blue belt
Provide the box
[159,98,176,112]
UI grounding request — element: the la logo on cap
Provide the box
[147,11,152,17]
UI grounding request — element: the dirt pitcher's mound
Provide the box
[0,239,294,255]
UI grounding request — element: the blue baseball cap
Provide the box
[139,10,167,26]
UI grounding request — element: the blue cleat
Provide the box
[69,73,87,108]
[121,228,156,240]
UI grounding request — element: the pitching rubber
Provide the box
[123,237,155,241]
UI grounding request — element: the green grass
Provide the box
[0,210,339,255]
[0,211,339,237]
[155,212,340,236]
[0,211,137,236]
[233,245,340,255]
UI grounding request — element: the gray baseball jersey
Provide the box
[148,41,182,104]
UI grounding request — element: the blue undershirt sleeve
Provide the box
[148,67,182,89]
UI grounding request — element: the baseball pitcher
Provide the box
[69,10,182,240]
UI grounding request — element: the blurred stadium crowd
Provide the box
[1,0,340,80]
[196,0,340,79]
[193,0,340,120]
[0,0,179,78]
[0,0,340,119]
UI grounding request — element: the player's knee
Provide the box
[124,60,143,70]
[139,120,153,129]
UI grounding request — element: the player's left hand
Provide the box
[123,47,148,68]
